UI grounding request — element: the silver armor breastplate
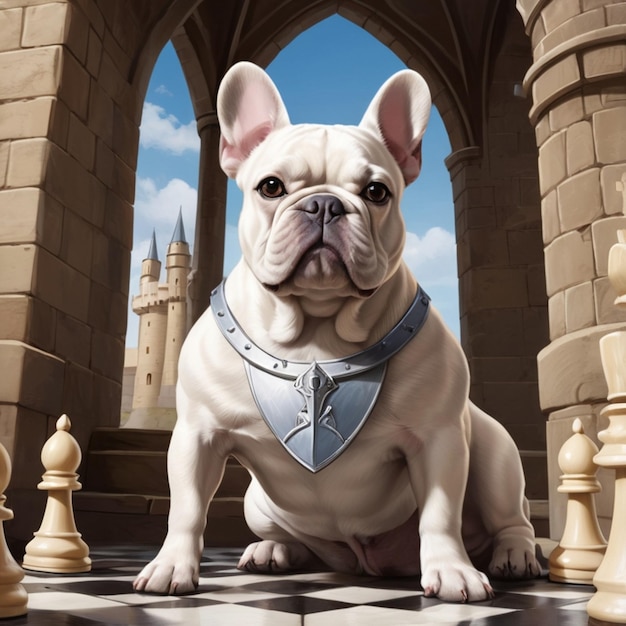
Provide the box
[210,281,430,472]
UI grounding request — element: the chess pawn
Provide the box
[549,418,606,584]
[0,442,27,617]
[22,415,91,573]
[587,332,626,622]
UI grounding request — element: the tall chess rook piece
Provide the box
[587,332,626,623]
[0,442,27,617]
[548,418,606,584]
[22,415,91,573]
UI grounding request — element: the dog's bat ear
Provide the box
[217,62,290,178]
[359,70,431,186]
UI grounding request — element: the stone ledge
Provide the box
[523,24,626,123]
[516,0,550,33]
[537,323,626,411]
[443,146,482,176]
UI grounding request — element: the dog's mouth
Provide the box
[263,282,377,299]
[262,243,377,298]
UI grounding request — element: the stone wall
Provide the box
[0,0,140,494]
[517,0,626,536]
[448,7,548,499]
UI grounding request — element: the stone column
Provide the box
[0,1,140,542]
[449,141,548,504]
[516,0,626,537]
[188,115,228,326]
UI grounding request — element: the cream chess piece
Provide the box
[22,415,91,573]
[587,333,626,623]
[586,186,626,623]
[0,442,27,617]
[548,418,606,584]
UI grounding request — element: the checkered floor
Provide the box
[14,546,596,625]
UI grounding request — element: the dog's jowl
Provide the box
[133,62,540,603]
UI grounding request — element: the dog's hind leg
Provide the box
[238,540,321,573]
[239,479,327,573]
[466,402,540,580]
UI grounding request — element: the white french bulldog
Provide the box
[134,61,540,602]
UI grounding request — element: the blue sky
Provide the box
[129,15,459,347]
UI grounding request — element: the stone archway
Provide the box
[0,0,550,540]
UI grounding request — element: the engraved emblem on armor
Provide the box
[285,362,344,445]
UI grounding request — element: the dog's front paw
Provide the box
[238,540,314,573]
[488,534,541,580]
[421,562,493,603]
[133,544,200,595]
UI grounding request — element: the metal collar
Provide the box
[210,280,430,381]
[210,280,430,472]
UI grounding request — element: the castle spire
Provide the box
[146,229,159,261]
[170,208,187,244]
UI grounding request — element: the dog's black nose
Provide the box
[301,195,346,224]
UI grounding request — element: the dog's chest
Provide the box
[236,415,418,523]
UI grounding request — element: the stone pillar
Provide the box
[189,115,228,326]
[449,141,548,502]
[442,7,549,507]
[0,1,139,541]
[516,0,626,537]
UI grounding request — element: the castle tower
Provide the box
[131,231,168,411]
[159,210,191,407]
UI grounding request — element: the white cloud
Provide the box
[140,102,200,154]
[402,227,460,336]
[155,84,173,96]
[403,227,457,286]
[135,177,197,231]
[130,236,153,277]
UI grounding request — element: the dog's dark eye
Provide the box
[361,182,391,204]
[257,177,286,199]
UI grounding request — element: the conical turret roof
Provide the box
[146,229,159,261]
[170,207,187,244]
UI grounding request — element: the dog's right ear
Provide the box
[217,62,290,178]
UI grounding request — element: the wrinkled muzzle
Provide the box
[259,192,379,296]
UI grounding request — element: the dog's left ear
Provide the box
[217,61,290,178]
[359,70,431,185]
